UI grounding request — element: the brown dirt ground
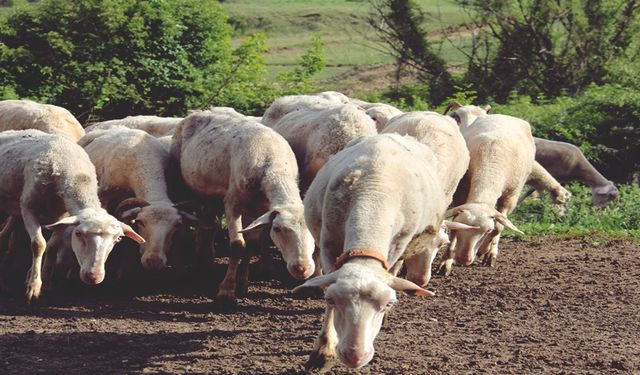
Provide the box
[0,237,639,374]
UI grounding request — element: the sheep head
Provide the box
[45,207,145,285]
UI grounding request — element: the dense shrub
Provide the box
[0,0,321,121]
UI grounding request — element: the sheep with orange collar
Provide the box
[295,133,448,371]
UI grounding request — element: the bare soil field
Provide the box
[0,237,639,374]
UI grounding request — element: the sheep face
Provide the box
[130,205,183,271]
[269,207,315,280]
[448,204,502,266]
[404,227,450,287]
[592,183,619,207]
[46,208,145,285]
[294,263,433,369]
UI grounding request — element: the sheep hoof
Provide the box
[304,349,336,373]
[481,254,496,267]
[235,281,248,297]
[437,260,453,276]
[214,289,238,310]
[25,280,42,303]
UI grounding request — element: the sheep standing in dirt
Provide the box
[270,103,377,193]
[78,127,197,271]
[438,105,533,274]
[0,99,85,141]
[85,115,183,137]
[525,137,618,206]
[381,111,470,285]
[171,109,315,306]
[295,134,445,370]
[0,130,144,301]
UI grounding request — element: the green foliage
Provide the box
[510,183,640,240]
[495,84,640,182]
[277,35,326,95]
[0,0,313,121]
[460,0,640,102]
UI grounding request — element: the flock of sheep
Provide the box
[0,92,619,371]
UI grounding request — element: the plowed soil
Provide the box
[1,237,639,374]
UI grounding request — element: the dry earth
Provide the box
[0,237,639,374]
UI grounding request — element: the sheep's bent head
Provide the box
[445,203,522,266]
[240,204,315,280]
[294,261,433,369]
[46,208,145,285]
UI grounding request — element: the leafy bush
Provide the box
[0,0,325,121]
[495,84,640,183]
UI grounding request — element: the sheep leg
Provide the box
[437,234,457,276]
[481,234,501,267]
[482,197,517,267]
[305,305,338,372]
[215,205,245,307]
[22,210,47,302]
[311,245,323,277]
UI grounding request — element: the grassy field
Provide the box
[222,0,469,90]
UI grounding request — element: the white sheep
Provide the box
[77,127,197,271]
[171,109,315,306]
[525,137,617,206]
[381,111,470,285]
[85,115,182,137]
[366,104,403,131]
[0,99,85,141]
[0,130,144,301]
[438,105,533,274]
[261,94,343,127]
[270,103,377,193]
[294,133,446,370]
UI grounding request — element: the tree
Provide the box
[368,0,455,105]
[0,0,276,121]
[461,0,640,101]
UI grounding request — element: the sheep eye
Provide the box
[273,226,282,233]
[75,231,82,237]
[114,236,122,243]
[383,300,397,311]
[325,297,335,306]
[136,221,145,228]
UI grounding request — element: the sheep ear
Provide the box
[444,206,465,219]
[493,213,524,235]
[483,104,492,113]
[45,216,79,230]
[292,272,338,293]
[178,210,201,228]
[119,207,141,222]
[443,220,479,231]
[238,210,278,234]
[120,222,146,244]
[388,276,435,296]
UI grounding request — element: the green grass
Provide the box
[222,0,469,85]
[507,183,640,242]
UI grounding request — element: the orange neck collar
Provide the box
[333,248,389,272]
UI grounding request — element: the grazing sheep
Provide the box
[261,94,341,127]
[270,103,377,193]
[521,160,573,205]
[78,127,198,271]
[438,105,533,274]
[171,109,315,306]
[0,99,85,141]
[85,115,182,137]
[0,130,144,301]
[294,134,445,370]
[381,112,470,285]
[525,137,618,206]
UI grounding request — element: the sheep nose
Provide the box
[289,264,313,280]
[339,347,373,369]
[142,255,167,271]
[455,255,474,266]
[81,271,105,285]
